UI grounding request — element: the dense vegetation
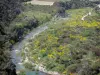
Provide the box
[21,7,100,75]
[10,3,53,42]
[0,0,21,74]
[0,0,100,75]
[0,0,58,74]
[9,0,100,43]
[54,0,100,9]
[10,2,68,43]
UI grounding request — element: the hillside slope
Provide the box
[20,7,100,75]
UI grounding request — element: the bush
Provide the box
[24,62,35,71]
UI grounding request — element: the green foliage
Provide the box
[23,62,35,71]
[21,8,100,75]
[10,3,54,42]
[23,3,58,15]
[0,0,20,74]
[18,70,26,75]
[54,0,99,10]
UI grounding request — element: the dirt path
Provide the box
[81,12,91,21]
[81,4,100,21]
[27,0,54,6]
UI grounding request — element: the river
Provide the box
[11,16,69,75]
[11,26,49,75]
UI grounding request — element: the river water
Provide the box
[11,26,49,75]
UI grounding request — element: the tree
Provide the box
[95,5,100,14]
[0,0,21,74]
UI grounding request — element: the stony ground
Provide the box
[27,0,54,6]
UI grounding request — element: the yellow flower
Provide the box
[40,49,46,53]
[48,54,54,58]
[80,37,87,41]
[63,71,67,74]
